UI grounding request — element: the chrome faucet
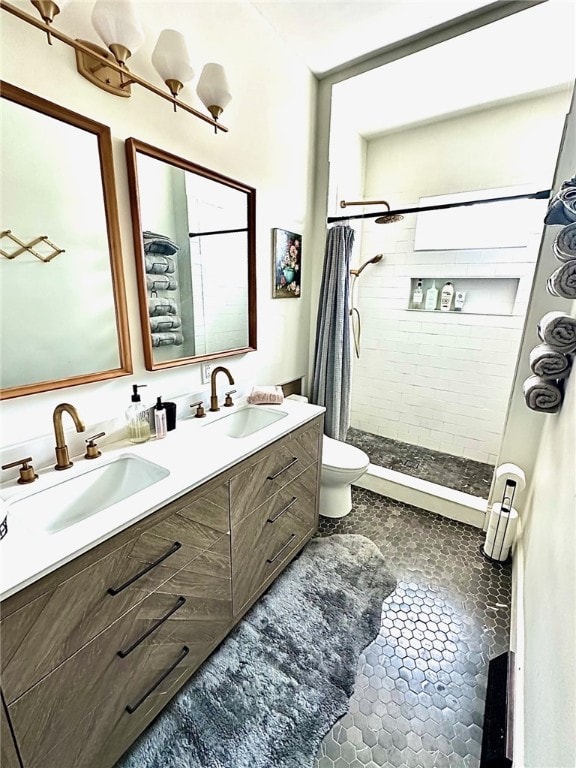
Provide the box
[209,366,235,412]
[53,403,86,470]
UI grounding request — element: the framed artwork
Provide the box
[272,228,302,298]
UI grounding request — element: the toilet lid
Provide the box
[322,435,369,471]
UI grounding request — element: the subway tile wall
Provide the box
[350,212,540,465]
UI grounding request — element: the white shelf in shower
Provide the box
[407,276,520,316]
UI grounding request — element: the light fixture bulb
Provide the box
[197,63,232,122]
[152,29,194,98]
[91,0,144,63]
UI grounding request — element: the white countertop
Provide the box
[0,399,324,602]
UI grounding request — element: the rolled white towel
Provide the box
[247,385,284,405]
[537,311,576,353]
[523,375,563,413]
[553,222,576,262]
[146,275,178,292]
[143,231,179,255]
[546,261,576,299]
[145,254,176,274]
[149,315,182,333]
[529,343,573,380]
[151,331,184,347]
[149,297,178,316]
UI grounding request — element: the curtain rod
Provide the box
[189,227,248,238]
[327,189,551,223]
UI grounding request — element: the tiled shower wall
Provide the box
[348,91,570,465]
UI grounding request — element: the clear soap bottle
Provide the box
[126,384,151,444]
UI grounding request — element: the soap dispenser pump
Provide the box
[126,384,151,444]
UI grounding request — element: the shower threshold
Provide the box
[347,428,493,528]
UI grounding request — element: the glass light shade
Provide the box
[152,29,194,84]
[91,0,145,55]
[197,63,232,113]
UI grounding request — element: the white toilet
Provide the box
[320,435,370,518]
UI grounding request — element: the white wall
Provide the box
[517,332,576,767]
[0,1,317,456]
[348,91,570,464]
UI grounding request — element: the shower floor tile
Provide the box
[314,488,511,768]
[346,428,495,499]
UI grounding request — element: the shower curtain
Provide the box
[310,225,355,440]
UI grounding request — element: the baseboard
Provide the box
[355,464,487,528]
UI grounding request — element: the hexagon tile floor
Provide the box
[313,487,512,768]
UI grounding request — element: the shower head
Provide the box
[350,253,383,277]
[339,199,404,225]
[375,212,404,224]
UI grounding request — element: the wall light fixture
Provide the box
[1,0,231,132]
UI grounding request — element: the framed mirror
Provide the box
[0,82,132,400]
[125,138,257,371]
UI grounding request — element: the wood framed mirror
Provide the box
[125,138,257,371]
[0,82,132,399]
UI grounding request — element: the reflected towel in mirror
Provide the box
[143,231,180,255]
[146,275,178,292]
[529,343,573,380]
[150,315,182,332]
[151,331,184,347]
[149,297,178,316]
[145,254,176,274]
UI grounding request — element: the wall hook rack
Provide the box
[0,230,65,262]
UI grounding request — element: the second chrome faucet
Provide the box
[209,367,235,412]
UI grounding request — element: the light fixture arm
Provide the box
[0,0,228,132]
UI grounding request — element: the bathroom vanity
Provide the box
[0,403,323,768]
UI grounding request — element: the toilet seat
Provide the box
[322,435,369,472]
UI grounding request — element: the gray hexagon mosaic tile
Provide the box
[313,487,511,768]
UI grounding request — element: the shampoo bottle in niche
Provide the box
[411,279,424,309]
[126,384,151,444]
[154,397,168,439]
[424,281,439,311]
[440,281,454,311]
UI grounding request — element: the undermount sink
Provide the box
[203,406,288,438]
[8,454,170,535]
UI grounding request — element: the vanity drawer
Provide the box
[0,479,230,703]
[230,417,322,525]
[8,535,233,768]
[232,463,318,614]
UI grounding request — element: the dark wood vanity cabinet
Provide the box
[0,415,322,768]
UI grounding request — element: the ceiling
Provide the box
[250,0,493,76]
[251,1,575,138]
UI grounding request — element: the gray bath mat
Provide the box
[116,533,396,768]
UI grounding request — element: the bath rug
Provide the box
[116,534,395,768]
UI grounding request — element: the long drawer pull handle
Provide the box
[268,497,297,523]
[117,596,186,659]
[267,457,298,481]
[108,542,182,596]
[125,645,189,715]
[267,533,297,564]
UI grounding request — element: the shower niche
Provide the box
[407,276,521,316]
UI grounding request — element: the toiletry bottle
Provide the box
[454,291,466,311]
[411,279,423,309]
[154,397,168,439]
[440,281,454,312]
[126,384,151,444]
[424,281,439,311]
